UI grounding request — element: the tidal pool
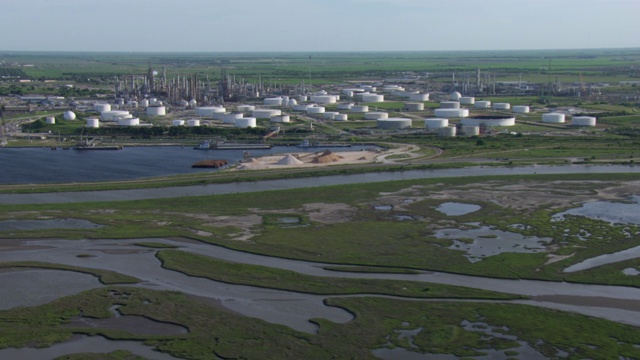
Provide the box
[565,245,640,273]
[435,202,481,216]
[436,225,552,263]
[552,195,640,225]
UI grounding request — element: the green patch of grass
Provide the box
[0,262,140,284]
[134,242,180,249]
[323,266,421,274]
[156,250,520,300]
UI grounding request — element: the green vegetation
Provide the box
[0,262,140,284]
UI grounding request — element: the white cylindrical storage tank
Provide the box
[377,118,412,129]
[542,113,565,123]
[236,117,257,128]
[298,95,308,102]
[271,115,290,123]
[425,118,449,130]
[118,118,140,126]
[140,99,150,108]
[572,116,597,126]
[493,103,511,110]
[343,91,354,98]
[94,103,111,112]
[293,104,314,112]
[86,118,99,128]
[351,105,369,113]
[45,116,55,125]
[223,113,243,124]
[323,112,339,120]
[460,97,475,105]
[337,102,354,110]
[264,97,284,106]
[172,120,185,126]
[236,105,255,112]
[461,126,480,136]
[197,106,225,117]
[187,119,200,127]
[409,93,430,102]
[404,102,424,111]
[63,111,76,120]
[462,116,516,127]
[315,90,327,95]
[365,112,389,120]
[474,101,491,109]
[434,108,469,118]
[361,94,384,102]
[146,106,166,116]
[252,109,281,119]
[334,114,348,121]
[513,105,530,113]
[127,101,138,108]
[101,110,131,121]
[440,101,460,109]
[307,106,325,114]
[310,95,338,104]
[438,126,456,137]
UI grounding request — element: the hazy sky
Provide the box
[1,0,638,52]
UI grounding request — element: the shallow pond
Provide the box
[0,335,182,360]
[552,195,640,225]
[435,202,481,216]
[435,225,552,263]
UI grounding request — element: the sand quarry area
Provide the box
[235,145,418,170]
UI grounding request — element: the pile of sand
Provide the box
[312,150,343,163]
[275,154,304,165]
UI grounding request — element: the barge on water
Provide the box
[74,145,123,150]
[191,159,228,168]
[194,140,272,150]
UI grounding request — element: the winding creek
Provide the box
[2,165,640,358]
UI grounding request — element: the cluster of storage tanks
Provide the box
[542,113,597,126]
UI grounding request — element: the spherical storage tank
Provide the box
[460,97,475,105]
[365,112,388,120]
[187,119,200,127]
[450,91,462,101]
[45,116,55,125]
[172,120,185,126]
[252,109,281,119]
[377,118,412,129]
[404,103,424,111]
[513,105,530,114]
[542,113,565,123]
[236,117,257,128]
[434,109,469,118]
[572,116,597,126]
[440,101,460,109]
[425,118,449,130]
[146,106,166,116]
[63,111,76,121]
[86,118,99,128]
[94,103,111,113]
[271,115,290,123]
[462,115,516,127]
[474,101,491,109]
[493,103,511,110]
